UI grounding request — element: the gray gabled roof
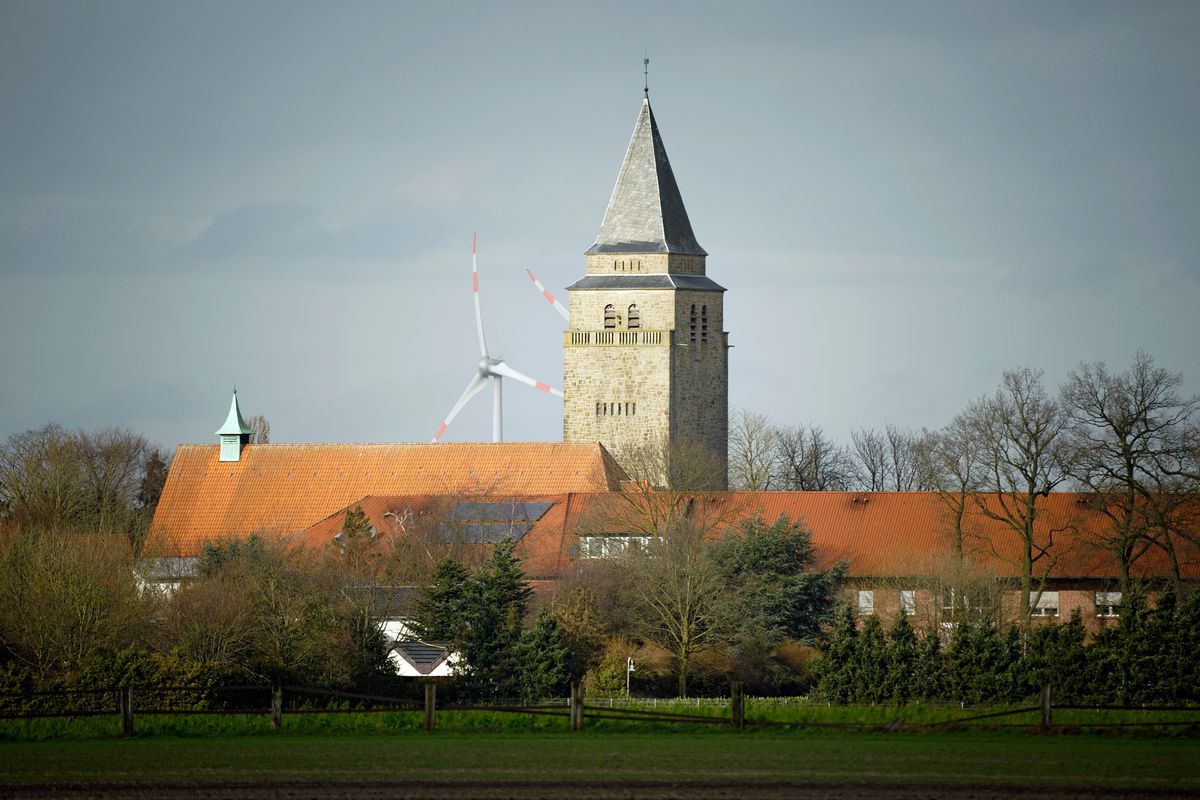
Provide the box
[586,98,706,257]
[566,274,726,292]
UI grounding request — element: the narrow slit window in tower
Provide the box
[689,304,697,344]
[701,304,709,342]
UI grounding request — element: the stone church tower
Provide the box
[562,93,728,487]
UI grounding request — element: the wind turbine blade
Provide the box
[472,233,488,358]
[432,373,489,442]
[489,361,565,397]
[526,268,570,321]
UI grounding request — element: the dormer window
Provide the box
[627,304,640,329]
[604,304,616,329]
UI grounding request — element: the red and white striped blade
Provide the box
[472,233,488,358]
[432,373,489,442]
[489,360,564,397]
[526,268,570,321]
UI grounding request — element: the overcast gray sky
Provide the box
[2,1,1198,451]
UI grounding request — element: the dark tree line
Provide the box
[815,586,1200,706]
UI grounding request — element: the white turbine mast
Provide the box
[432,234,563,443]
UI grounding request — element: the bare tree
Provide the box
[0,424,87,531]
[621,518,737,697]
[246,415,270,445]
[1061,351,1200,592]
[597,437,734,539]
[925,416,985,560]
[728,407,777,490]
[850,427,890,491]
[773,424,853,491]
[75,427,149,537]
[967,368,1067,637]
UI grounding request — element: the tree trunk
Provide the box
[678,651,689,699]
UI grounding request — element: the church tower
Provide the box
[562,92,728,487]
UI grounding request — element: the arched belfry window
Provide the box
[604,304,616,329]
[627,304,640,329]
[689,304,697,344]
[701,304,709,343]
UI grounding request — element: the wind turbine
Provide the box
[526,268,570,322]
[432,235,563,443]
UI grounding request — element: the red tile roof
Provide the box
[560,491,1198,580]
[146,442,626,556]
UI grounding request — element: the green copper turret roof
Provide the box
[586,97,706,257]
[215,390,253,436]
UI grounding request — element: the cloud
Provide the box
[183,201,317,260]
[0,199,168,276]
[392,159,482,207]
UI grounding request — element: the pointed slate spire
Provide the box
[215,389,253,462]
[586,97,706,257]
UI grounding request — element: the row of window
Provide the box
[579,535,651,559]
[604,304,640,330]
[689,304,708,344]
[856,590,1125,618]
[611,259,644,272]
[599,304,714,341]
[596,401,636,417]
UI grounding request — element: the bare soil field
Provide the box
[3,779,1200,800]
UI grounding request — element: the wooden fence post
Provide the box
[424,682,437,732]
[1040,683,1052,731]
[730,681,744,730]
[119,686,134,737]
[271,685,282,732]
[570,680,583,731]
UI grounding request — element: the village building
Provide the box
[145,90,1197,639]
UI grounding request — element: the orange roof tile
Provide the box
[561,491,1199,581]
[146,443,626,556]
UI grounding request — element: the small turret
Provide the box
[215,389,253,462]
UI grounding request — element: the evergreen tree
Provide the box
[512,607,570,703]
[881,614,917,704]
[459,539,533,700]
[814,604,858,702]
[410,557,471,643]
[714,514,845,644]
[851,615,887,703]
[910,627,945,700]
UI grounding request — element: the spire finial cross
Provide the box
[643,54,649,97]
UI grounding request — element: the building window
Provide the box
[900,590,916,616]
[1031,591,1059,618]
[580,535,652,559]
[604,304,616,329]
[628,304,640,329]
[857,590,874,616]
[940,589,984,622]
[1095,591,1122,618]
[701,304,708,342]
[689,304,697,344]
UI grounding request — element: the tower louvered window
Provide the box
[627,304,640,329]
[604,304,616,329]
[701,304,708,342]
[689,304,697,344]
